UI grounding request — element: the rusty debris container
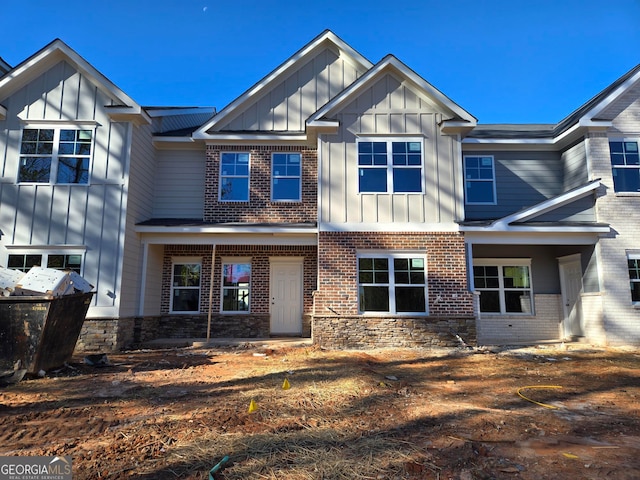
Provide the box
[0,292,93,375]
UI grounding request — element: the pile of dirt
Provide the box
[1,343,639,479]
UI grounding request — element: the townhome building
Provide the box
[1,32,639,350]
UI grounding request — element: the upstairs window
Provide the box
[19,128,92,184]
[272,153,301,201]
[610,140,640,192]
[358,253,428,314]
[464,156,496,204]
[357,139,423,193]
[473,259,533,314]
[220,152,250,201]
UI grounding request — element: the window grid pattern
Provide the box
[222,262,251,312]
[473,262,533,314]
[171,262,201,313]
[464,156,496,204]
[358,140,423,193]
[220,152,250,201]
[272,153,301,201]
[628,257,640,302]
[610,141,640,192]
[7,253,82,274]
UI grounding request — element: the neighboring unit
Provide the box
[0,32,639,350]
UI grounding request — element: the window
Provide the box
[7,253,82,273]
[222,260,251,312]
[628,255,640,302]
[357,139,423,193]
[464,156,496,204]
[473,259,533,314]
[171,260,201,313]
[358,253,427,314]
[220,152,249,201]
[610,140,640,193]
[272,153,301,201]
[19,128,92,184]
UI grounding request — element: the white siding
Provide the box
[0,60,132,319]
[222,46,364,132]
[319,73,461,229]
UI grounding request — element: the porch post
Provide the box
[206,244,216,341]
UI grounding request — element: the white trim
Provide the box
[145,107,215,118]
[473,258,534,316]
[464,231,602,245]
[584,68,640,122]
[271,152,302,202]
[463,155,497,205]
[194,30,372,138]
[219,151,250,202]
[169,257,203,314]
[220,257,252,314]
[319,222,460,232]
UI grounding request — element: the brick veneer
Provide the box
[312,231,476,348]
[204,145,317,223]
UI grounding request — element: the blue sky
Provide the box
[3,0,639,123]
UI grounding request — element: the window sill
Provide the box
[615,192,640,197]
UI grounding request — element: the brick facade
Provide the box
[312,231,476,348]
[204,145,317,223]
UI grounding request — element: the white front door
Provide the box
[269,259,303,335]
[558,255,584,340]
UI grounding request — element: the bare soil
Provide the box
[1,342,639,479]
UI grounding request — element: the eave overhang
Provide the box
[106,106,152,126]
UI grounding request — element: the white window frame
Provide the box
[356,138,424,194]
[219,152,250,202]
[473,258,534,315]
[627,252,640,304]
[5,248,86,274]
[357,251,429,315]
[170,257,202,314]
[609,138,640,194]
[463,155,497,205]
[271,152,302,202]
[18,126,95,185]
[221,257,251,314]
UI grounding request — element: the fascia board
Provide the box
[194,30,373,138]
[0,40,142,112]
[197,134,311,145]
[135,224,318,235]
[463,230,604,245]
[583,68,640,121]
[491,180,602,228]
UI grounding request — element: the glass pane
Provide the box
[7,255,25,270]
[20,142,36,154]
[396,286,426,312]
[47,255,64,269]
[393,168,421,192]
[610,153,625,166]
[466,181,494,203]
[359,168,387,192]
[76,143,91,155]
[626,154,640,166]
[612,168,640,193]
[631,282,640,302]
[38,129,54,141]
[358,142,373,154]
[505,291,532,313]
[372,142,386,154]
[22,129,38,142]
[223,264,250,286]
[19,157,51,182]
[57,158,89,184]
[503,266,530,288]
[220,177,249,200]
[479,291,500,312]
[60,130,76,141]
[272,178,300,201]
[173,289,200,312]
[36,142,53,155]
[359,286,389,312]
[58,142,74,154]
[359,258,373,270]
[373,154,387,165]
[223,288,250,311]
[625,142,638,153]
[173,264,201,287]
[629,259,640,280]
[373,258,388,270]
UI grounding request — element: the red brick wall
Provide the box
[314,231,473,317]
[204,145,317,223]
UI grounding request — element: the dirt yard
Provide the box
[1,342,639,480]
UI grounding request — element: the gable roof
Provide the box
[466,63,640,143]
[307,54,477,134]
[460,179,609,233]
[0,39,149,124]
[193,30,372,139]
[0,56,11,76]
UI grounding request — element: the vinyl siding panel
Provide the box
[151,148,206,219]
[562,141,588,190]
[464,150,564,220]
[222,47,365,132]
[319,73,461,228]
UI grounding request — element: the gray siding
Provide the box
[464,150,563,220]
[562,141,588,190]
[151,147,206,219]
[533,196,596,222]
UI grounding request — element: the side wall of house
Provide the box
[0,60,131,319]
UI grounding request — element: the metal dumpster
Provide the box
[0,292,93,376]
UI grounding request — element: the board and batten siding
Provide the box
[319,73,462,228]
[222,47,364,132]
[0,60,133,318]
[151,147,206,219]
[464,150,564,220]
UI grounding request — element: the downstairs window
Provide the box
[473,259,533,314]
